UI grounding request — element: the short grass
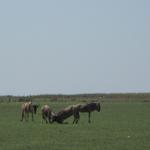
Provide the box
[0,101,150,150]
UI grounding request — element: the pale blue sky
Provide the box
[0,0,150,95]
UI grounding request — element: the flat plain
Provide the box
[0,101,150,150]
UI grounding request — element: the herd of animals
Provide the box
[20,101,101,124]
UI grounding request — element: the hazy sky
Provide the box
[0,0,150,95]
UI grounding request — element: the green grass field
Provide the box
[0,101,150,150]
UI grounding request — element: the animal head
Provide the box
[32,104,39,114]
[51,112,57,122]
[51,112,63,123]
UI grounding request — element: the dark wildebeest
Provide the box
[20,101,39,122]
[41,105,53,124]
[72,102,101,124]
[51,105,76,124]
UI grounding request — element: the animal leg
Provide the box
[31,112,34,121]
[73,113,77,124]
[20,111,24,121]
[42,113,45,123]
[88,112,91,123]
[26,112,29,122]
[48,116,52,123]
[48,111,51,123]
[73,117,76,124]
[73,117,78,124]
[73,112,80,124]
[75,113,80,124]
[45,118,48,124]
[44,114,48,124]
[43,114,48,123]
[76,116,79,124]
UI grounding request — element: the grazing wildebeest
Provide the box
[20,101,38,122]
[72,102,101,124]
[51,105,75,124]
[41,105,53,124]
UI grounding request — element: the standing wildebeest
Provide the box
[20,101,38,122]
[73,102,101,124]
[51,105,76,124]
[41,105,53,123]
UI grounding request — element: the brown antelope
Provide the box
[20,101,38,122]
[41,105,53,123]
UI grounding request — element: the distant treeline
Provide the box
[0,93,150,103]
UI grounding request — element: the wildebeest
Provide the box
[72,102,101,123]
[41,105,53,123]
[52,102,100,124]
[51,105,75,124]
[20,101,39,122]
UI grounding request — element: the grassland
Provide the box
[0,98,150,150]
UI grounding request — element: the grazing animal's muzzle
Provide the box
[51,113,57,122]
